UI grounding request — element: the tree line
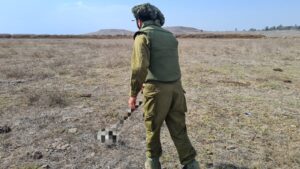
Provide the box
[248,25,300,31]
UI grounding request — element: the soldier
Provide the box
[128,3,200,169]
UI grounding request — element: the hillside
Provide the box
[88,26,203,36]
[88,29,134,36]
[164,26,203,35]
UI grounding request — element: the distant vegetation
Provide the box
[0,33,265,39]
[264,25,300,31]
[248,25,300,31]
[0,34,131,39]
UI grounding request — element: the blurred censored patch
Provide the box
[99,129,119,144]
[97,101,143,144]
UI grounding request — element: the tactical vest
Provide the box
[135,24,181,82]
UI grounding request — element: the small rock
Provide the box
[273,68,283,72]
[226,146,237,151]
[38,164,50,169]
[50,140,70,151]
[206,163,214,168]
[59,144,70,150]
[14,120,21,126]
[68,128,78,134]
[266,156,273,162]
[62,116,79,122]
[80,93,92,98]
[51,142,59,148]
[78,105,85,108]
[32,151,43,159]
[111,124,118,130]
[0,126,11,134]
[283,80,292,83]
[64,165,74,168]
[245,112,252,116]
[62,116,72,121]
[90,152,95,157]
[207,151,213,156]
[291,125,296,128]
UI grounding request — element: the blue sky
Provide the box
[0,0,299,34]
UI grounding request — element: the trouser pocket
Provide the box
[143,83,160,131]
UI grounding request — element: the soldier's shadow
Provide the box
[209,163,249,169]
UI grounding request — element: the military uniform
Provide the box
[130,3,200,169]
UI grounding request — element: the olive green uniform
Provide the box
[130,20,197,165]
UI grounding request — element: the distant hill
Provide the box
[88,26,203,36]
[88,29,134,36]
[164,26,203,35]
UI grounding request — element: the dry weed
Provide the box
[24,87,68,108]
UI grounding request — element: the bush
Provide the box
[26,88,68,108]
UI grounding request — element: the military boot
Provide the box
[182,159,200,169]
[145,157,161,169]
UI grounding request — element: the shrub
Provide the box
[26,88,68,108]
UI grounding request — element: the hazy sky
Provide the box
[0,0,299,34]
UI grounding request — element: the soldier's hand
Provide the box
[128,96,137,111]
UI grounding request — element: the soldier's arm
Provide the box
[130,34,150,97]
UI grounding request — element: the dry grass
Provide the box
[23,87,68,108]
[0,37,299,169]
[0,33,266,39]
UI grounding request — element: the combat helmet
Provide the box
[132,3,165,26]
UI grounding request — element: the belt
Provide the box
[145,78,180,84]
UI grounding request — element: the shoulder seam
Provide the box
[133,31,147,40]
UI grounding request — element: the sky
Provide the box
[0,0,299,34]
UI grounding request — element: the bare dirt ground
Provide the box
[0,37,299,169]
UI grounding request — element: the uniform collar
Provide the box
[141,20,162,29]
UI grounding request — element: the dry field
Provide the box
[0,36,299,169]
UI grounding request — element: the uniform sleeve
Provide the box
[130,34,150,97]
